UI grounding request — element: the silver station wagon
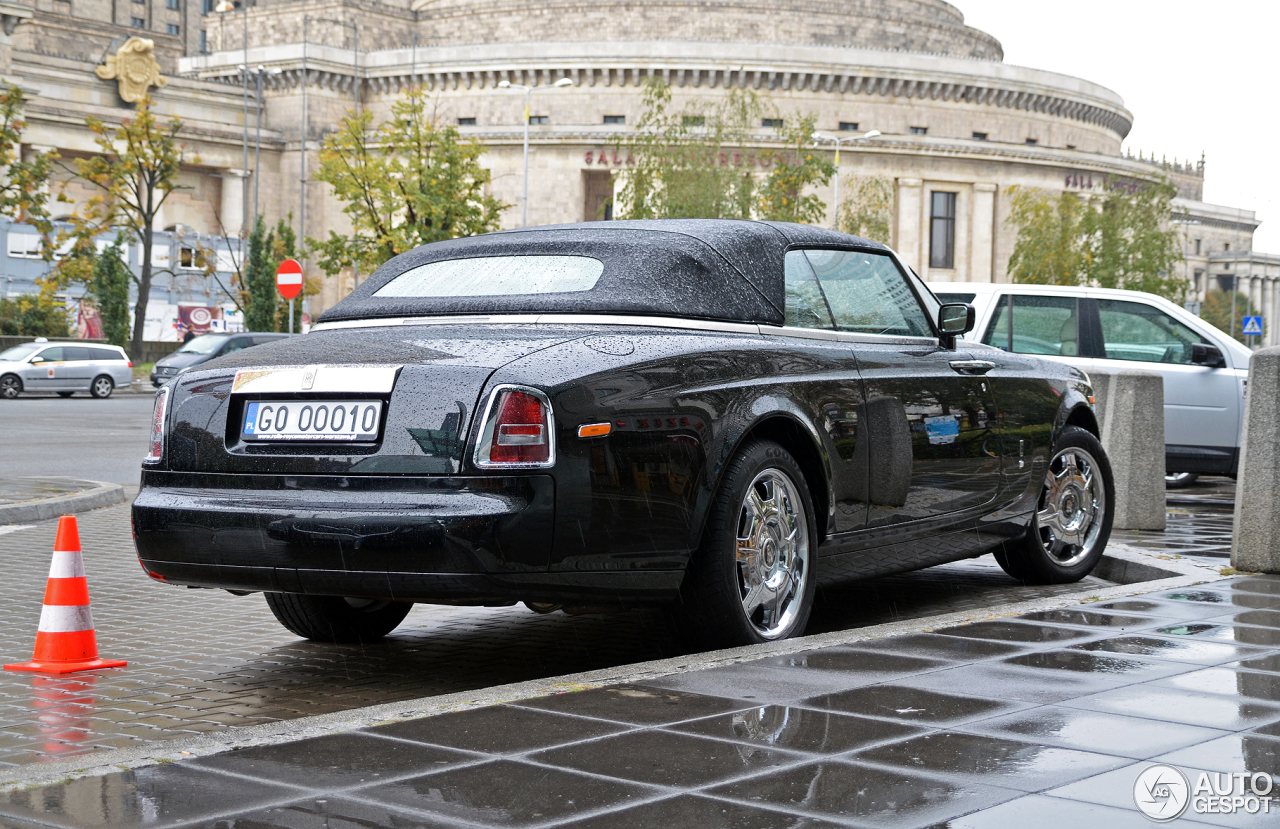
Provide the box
[0,340,133,399]
[929,282,1251,487]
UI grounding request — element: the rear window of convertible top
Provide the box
[373,255,605,298]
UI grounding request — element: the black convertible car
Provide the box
[133,220,1112,647]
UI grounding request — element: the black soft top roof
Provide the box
[318,220,887,326]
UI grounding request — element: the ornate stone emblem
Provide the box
[95,37,167,103]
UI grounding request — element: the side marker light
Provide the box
[578,422,612,438]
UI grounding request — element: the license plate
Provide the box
[242,400,383,442]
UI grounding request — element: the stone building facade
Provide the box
[2,0,1277,343]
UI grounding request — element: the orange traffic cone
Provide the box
[4,516,126,674]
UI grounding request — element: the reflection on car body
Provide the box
[133,220,1113,648]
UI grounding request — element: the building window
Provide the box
[682,116,705,127]
[166,23,180,35]
[166,0,179,8]
[6,233,41,259]
[762,118,784,128]
[929,191,956,269]
[131,16,145,27]
[1025,138,1038,145]
[201,0,215,11]
[1224,243,1231,251]
[200,29,207,52]
[838,122,858,132]
[972,132,987,141]
[603,115,625,124]
[457,117,476,126]
[1194,238,1202,255]
[910,126,927,135]
[1066,144,1077,150]
[528,115,549,125]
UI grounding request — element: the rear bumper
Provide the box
[133,470,565,601]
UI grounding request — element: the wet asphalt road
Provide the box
[0,395,154,485]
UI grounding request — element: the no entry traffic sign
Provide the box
[276,259,303,300]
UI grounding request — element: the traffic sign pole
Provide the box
[275,259,304,334]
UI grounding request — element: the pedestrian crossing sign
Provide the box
[1243,316,1264,336]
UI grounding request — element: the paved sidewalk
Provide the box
[0,503,1127,770]
[3,575,1278,828]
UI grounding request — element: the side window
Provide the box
[90,347,122,361]
[1098,299,1203,364]
[983,295,1079,355]
[63,346,92,362]
[802,249,932,337]
[32,347,64,363]
[221,337,250,355]
[783,251,834,329]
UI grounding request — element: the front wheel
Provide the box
[1165,472,1199,489]
[678,440,817,649]
[996,426,1113,584]
[90,375,114,399]
[0,374,20,400]
[264,593,413,642]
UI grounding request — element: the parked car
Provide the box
[929,282,1250,488]
[133,221,1111,648]
[0,340,132,399]
[151,332,291,387]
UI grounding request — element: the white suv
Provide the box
[929,282,1250,486]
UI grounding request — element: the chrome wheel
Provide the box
[0,375,19,400]
[736,468,810,640]
[1035,446,1106,568]
[91,375,113,399]
[1165,472,1199,489]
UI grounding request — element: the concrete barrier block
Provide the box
[1233,347,1280,573]
[1091,369,1166,532]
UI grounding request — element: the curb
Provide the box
[0,480,127,525]
[0,542,1227,790]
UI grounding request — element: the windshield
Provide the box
[0,343,43,362]
[177,334,231,355]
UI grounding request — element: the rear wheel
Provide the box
[997,426,1113,584]
[90,375,114,399]
[1165,472,1199,489]
[264,593,413,643]
[57,391,74,398]
[678,440,817,649]
[0,374,20,400]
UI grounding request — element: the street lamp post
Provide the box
[812,130,881,231]
[497,77,574,227]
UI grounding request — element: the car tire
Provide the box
[1165,472,1200,489]
[264,593,413,643]
[996,426,1114,584]
[57,391,74,398]
[89,375,114,399]
[677,439,817,649]
[0,374,20,400]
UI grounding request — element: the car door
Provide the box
[1090,297,1240,458]
[22,346,65,391]
[793,248,1003,529]
[62,346,95,390]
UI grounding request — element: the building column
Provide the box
[895,178,923,272]
[218,169,248,237]
[1263,276,1274,347]
[0,3,32,74]
[971,183,997,284]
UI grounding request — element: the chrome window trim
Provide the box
[472,384,557,470]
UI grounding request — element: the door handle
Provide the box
[949,360,996,375]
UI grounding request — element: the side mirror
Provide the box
[938,303,975,336]
[1191,342,1227,369]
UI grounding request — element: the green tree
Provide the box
[270,217,314,333]
[309,87,506,277]
[0,296,69,337]
[1200,287,1258,344]
[1005,179,1185,302]
[240,215,278,331]
[757,114,833,224]
[838,175,894,242]
[612,79,762,220]
[64,97,193,359]
[89,234,131,348]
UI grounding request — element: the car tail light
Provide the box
[127,361,133,368]
[143,386,169,464]
[475,386,555,468]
